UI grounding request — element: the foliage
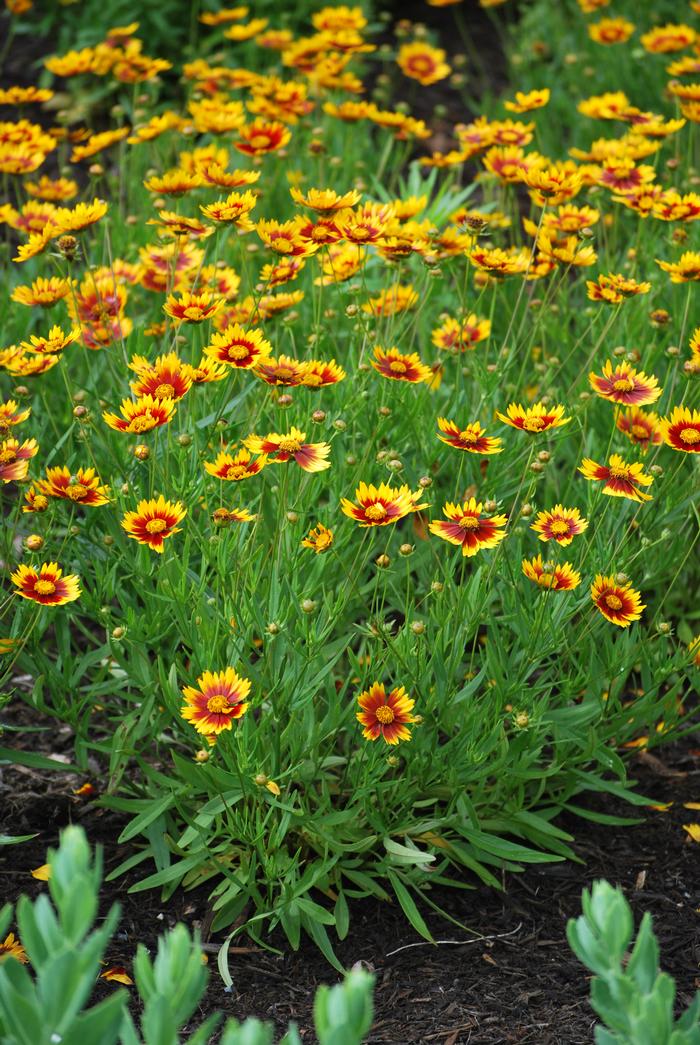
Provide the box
[567,880,700,1045]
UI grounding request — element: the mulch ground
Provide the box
[2,733,699,1044]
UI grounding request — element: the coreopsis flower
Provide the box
[436,418,503,455]
[591,575,645,627]
[656,252,700,282]
[430,499,508,557]
[652,190,700,221]
[11,277,71,308]
[339,202,394,244]
[256,217,319,257]
[396,42,451,86]
[659,406,700,453]
[181,668,250,735]
[432,314,490,352]
[163,290,224,323]
[315,243,365,285]
[148,210,213,239]
[301,359,346,388]
[188,98,246,135]
[13,230,52,263]
[341,482,420,527]
[200,190,258,230]
[211,506,256,527]
[524,165,582,206]
[496,402,571,434]
[296,213,346,247]
[201,264,241,300]
[25,175,78,201]
[0,348,59,377]
[362,284,418,317]
[586,272,651,303]
[589,360,661,406]
[259,256,305,288]
[616,407,662,451]
[302,522,334,553]
[588,17,635,44]
[356,682,417,745]
[371,345,432,384]
[20,325,80,356]
[143,169,203,195]
[200,163,261,189]
[11,562,81,606]
[640,23,695,53]
[204,324,272,369]
[290,186,361,211]
[224,17,268,40]
[103,394,176,434]
[536,231,597,267]
[205,447,267,481]
[70,129,129,164]
[578,454,654,502]
[0,437,38,482]
[0,933,27,964]
[522,555,581,590]
[129,352,193,401]
[0,400,30,432]
[235,119,291,156]
[504,89,550,113]
[50,198,109,236]
[254,354,307,387]
[244,427,330,472]
[468,245,529,278]
[258,289,304,319]
[122,496,187,552]
[312,5,367,30]
[188,357,228,384]
[200,6,249,25]
[531,505,588,546]
[37,466,110,507]
[482,145,542,184]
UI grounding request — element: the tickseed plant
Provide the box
[0,0,699,968]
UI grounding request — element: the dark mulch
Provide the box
[2,732,699,1044]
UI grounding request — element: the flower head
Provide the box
[121,496,187,552]
[436,418,503,454]
[290,185,361,211]
[37,466,110,507]
[163,290,224,323]
[579,454,654,502]
[301,522,334,553]
[591,574,645,627]
[589,360,661,406]
[659,406,700,453]
[496,402,571,434]
[531,505,588,546]
[204,446,267,482]
[0,438,38,483]
[129,352,193,401]
[616,407,662,451]
[397,42,451,86]
[429,498,508,556]
[0,933,27,964]
[522,555,581,590]
[243,427,330,472]
[371,345,432,384]
[204,324,272,369]
[0,399,30,433]
[181,668,250,735]
[340,482,421,526]
[356,682,417,744]
[103,395,176,434]
[11,562,81,606]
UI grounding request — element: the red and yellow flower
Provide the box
[290,186,361,211]
[121,496,187,552]
[340,482,421,527]
[371,345,432,384]
[522,555,581,590]
[36,466,110,507]
[504,89,550,114]
[163,290,224,324]
[200,190,257,230]
[659,406,700,453]
[591,575,645,627]
[204,446,267,481]
[253,354,307,387]
[243,427,330,472]
[181,668,250,735]
[656,251,700,282]
[432,314,491,352]
[235,119,291,156]
[590,360,661,406]
[301,522,334,553]
[0,933,27,964]
[616,407,662,451]
[0,437,38,483]
[0,399,30,433]
[300,359,346,388]
[129,352,193,401]
[530,505,588,546]
[496,402,570,434]
[204,324,272,368]
[103,395,176,434]
[588,17,635,45]
[11,276,71,308]
[11,562,81,606]
[429,498,508,556]
[397,42,451,86]
[356,681,417,745]
[436,418,503,455]
[578,454,654,502]
[20,325,80,355]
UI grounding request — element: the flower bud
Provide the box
[520,502,533,517]
[375,554,391,568]
[418,475,432,488]
[266,621,280,635]
[133,444,149,461]
[195,749,210,763]
[410,621,425,635]
[333,418,347,431]
[312,409,326,423]
[399,543,414,556]
[431,580,443,593]
[301,598,317,613]
[25,534,43,551]
[111,626,125,639]
[277,394,293,407]
[177,433,192,447]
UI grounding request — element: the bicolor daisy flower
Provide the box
[432,314,491,352]
[531,505,588,546]
[591,575,645,627]
[0,933,27,964]
[11,562,81,606]
[0,400,30,433]
[200,189,257,230]
[290,186,361,211]
[20,325,80,355]
[163,290,224,323]
[103,395,176,434]
[301,522,334,553]
[616,407,662,452]
[659,406,700,453]
[522,555,581,590]
[300,359,346,388]
[397,41,451,86]
[180,668,250,735]
[37,466,110,507]
[11,276,71,307]
[496,402,571,434]
[356,682,417,745]
[235,119,291,156]
[121,496,187,552]
[589,360,661,406]
[436,418,503,455]
[579,454,654,502]
[129,352,193,401]
[204,324,272,369]
[429,498,508,557]
[204,447,267,481]
[0,438,39,483]
[340,482,420,527]
[371,345,432,384]
[254,354,307,387]
[243,427,330,472]
[211,506,256,526]
[656,251,700,283]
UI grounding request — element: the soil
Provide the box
[2,732,699,1044]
